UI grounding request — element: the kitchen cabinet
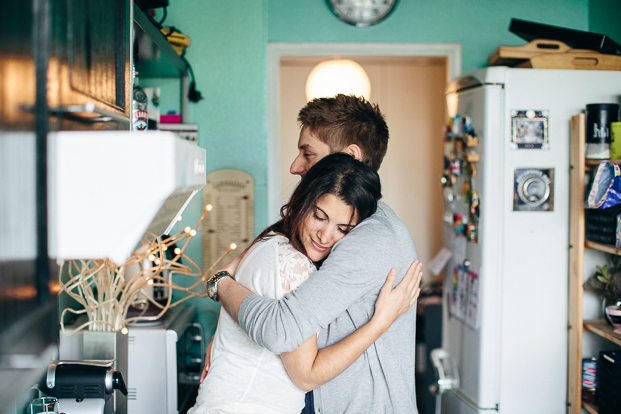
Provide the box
[0,1,191,410]
[568,113,621,414]
[45,1,190,131]
[47,0,132,130]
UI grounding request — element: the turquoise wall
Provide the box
[162,0,593,235]
[588,0,621,46]
[267,0,589,72]
[160,0,611,335]
[156,0,268,333]
[161,0,268,230]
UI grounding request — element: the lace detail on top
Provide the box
[277,238,316,292]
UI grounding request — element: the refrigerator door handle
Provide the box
[431,348,499,412]
[430,348,460,394]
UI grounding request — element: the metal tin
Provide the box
[586,103,619,144]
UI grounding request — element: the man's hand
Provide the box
[370,261,423,334]
[199,335,214,387]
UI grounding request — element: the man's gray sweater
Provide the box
[239,201,418,414]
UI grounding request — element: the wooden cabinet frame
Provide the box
[568,113,621,414]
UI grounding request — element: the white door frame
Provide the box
[267,42,462,222]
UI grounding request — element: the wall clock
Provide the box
[326,0,398,27]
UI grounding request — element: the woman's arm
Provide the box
[279,261,422,391]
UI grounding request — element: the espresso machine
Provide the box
[39,361,127,414]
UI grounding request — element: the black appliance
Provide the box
[39,361,127,414]
[509,18,621,55]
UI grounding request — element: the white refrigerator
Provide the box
[433,66,621,414]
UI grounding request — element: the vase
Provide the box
[602,298,621,325]
[605,305,621,334]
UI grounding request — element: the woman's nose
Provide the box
[316,226,334,245]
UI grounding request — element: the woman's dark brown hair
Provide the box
[255,153,381,257]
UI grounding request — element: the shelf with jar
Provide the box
[569,112,621,414]
[132,3,192,130]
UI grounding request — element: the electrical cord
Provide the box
[181,52,203,102]
[157,7,168,25]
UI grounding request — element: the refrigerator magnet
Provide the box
[465,134,478,147]
[450,158,462,176]
[513,168,554,211]
[510,110,549,150]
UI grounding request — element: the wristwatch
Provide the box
[206,270,232,302]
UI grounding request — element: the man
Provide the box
[207,94,418,413]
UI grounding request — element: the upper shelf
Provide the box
[584,319,621,346]
[585,158,621,171]
[133,4,188,78]
[585,241,621,256]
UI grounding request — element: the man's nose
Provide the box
[290,155,305,176]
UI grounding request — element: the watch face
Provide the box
[327,0,398,27]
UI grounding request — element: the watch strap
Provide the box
[206,270,232,302]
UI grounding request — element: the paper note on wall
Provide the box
[449,265,480,330]
[428,246,453,276]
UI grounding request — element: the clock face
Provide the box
[327,0,398,27]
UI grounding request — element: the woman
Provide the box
[190,153,422,414]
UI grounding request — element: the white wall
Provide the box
[279,56,447,282]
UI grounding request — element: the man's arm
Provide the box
[217,277,252,322]
[204,246,252,322]
[239,219,415,354]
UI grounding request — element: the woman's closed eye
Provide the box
[313,211,327,222]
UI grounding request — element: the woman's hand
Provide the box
[370,261,423,334]
[280,260,422,392]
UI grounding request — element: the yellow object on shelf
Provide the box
[612,122,621,160]
[160,27,191,56]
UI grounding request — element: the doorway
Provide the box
[269,42,460,281]
[268,42,461,414]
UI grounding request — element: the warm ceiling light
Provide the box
[305,59,371,101]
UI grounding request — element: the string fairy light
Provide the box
[59,205,237,335]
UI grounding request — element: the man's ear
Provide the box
[344,144,362,161]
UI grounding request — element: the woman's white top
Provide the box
[189,234,316,414]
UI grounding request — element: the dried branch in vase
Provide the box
[60,204,237,335]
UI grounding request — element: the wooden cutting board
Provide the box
[487,39,621,70]
[517,51,621,71]
[488,39,575,66]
